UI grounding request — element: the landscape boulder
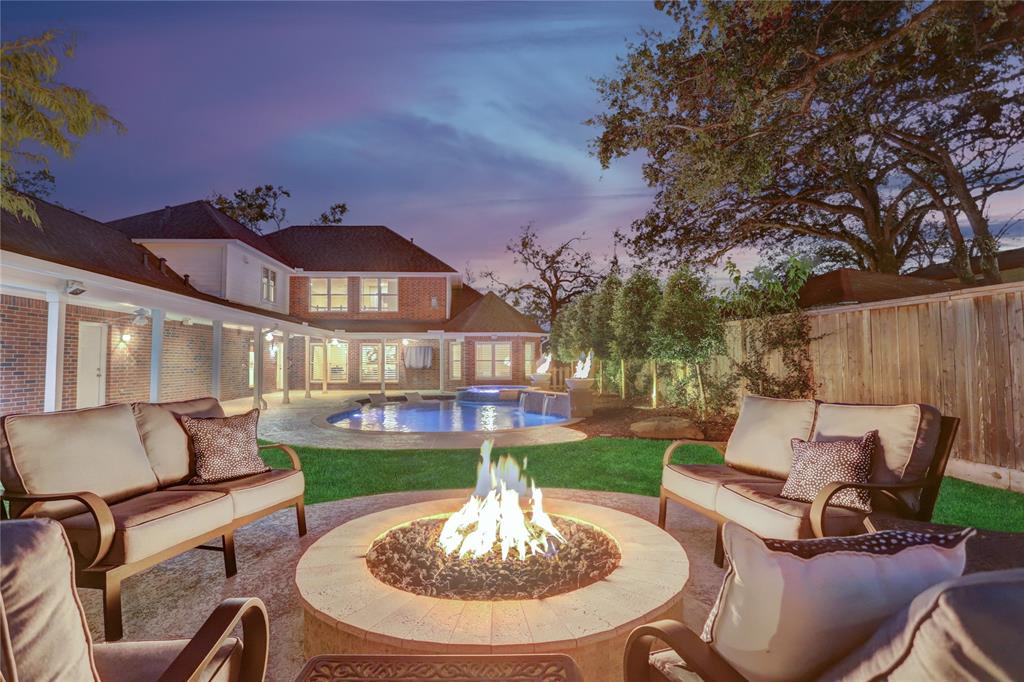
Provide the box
[629,416,705,441]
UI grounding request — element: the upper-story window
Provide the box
[310,277,348,312]
[261,267,277,303]
[360,277,398,312]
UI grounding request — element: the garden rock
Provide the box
[629,416,704,440]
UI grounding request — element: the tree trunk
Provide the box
[694,363,707,421]
[620,358,626,400]
[598,359,604,395]
[942,156,1001,284]
[651,360,658,408]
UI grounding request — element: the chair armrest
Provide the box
[662,440,728,467]
[157,597,269,682]
[624,619,746,682]
[1,491,114,569]
[810,479,929,538]
[258,443,301,470]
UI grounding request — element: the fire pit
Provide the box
[295,444,688,682]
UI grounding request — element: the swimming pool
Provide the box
[326,400,569,433]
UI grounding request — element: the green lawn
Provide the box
[260,437,1024,533]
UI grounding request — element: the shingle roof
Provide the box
[449,285,484,318]
[2,197,320,328]
[798,268,961,309]
[107,200,289,264]
[264,225,457,273]
[444,292,544,333]
[907,247,1024,281]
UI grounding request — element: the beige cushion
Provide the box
[661,464,771,510]
[814,402,942,512]
[169,469,304,518]
[702,523,971,682]
[62,490,232,565]
[1,404,160,518]
[724,396,817,479]
[0,519,99,681]
[822,568,1024,681]
[714,479,868,539]
[93,637,241,682]
[133,397,225,486]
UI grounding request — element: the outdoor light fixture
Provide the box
[402,338,411,346]
[121,333,132,343]
[265,332,274,342]
[330,337,341,346]
[131,309,150,326]
[64,280,87,296]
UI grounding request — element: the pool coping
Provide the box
[310,400,583,436]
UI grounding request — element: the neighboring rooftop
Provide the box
[264,225,457,273]
[445,292,544,333]
[107,200,289,264]
[908,246,1024,281]
[798,268,961,309]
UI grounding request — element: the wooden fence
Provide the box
[707,281,1024,476]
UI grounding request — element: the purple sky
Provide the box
[4,2,1020,284]
[3,1,679,281]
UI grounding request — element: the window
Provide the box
[524,341,534,376]
[311,341,348,382]
[475,342,511,379]
[261,267,277,303]
[360,278,398,312]
[360,342,399,383]
[450,341,463,380]
[309,277,348,312]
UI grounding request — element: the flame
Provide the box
[573,351,593,379]
[438,440,565,560]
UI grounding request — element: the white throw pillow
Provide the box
[702,522,973,682]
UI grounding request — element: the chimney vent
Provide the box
[158,257,167,274]
[183,274,191,286]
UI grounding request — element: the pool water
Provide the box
[327,401,569,433]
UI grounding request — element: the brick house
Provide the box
[0,198,544,417]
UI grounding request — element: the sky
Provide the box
[2,1,680,283]
[3,1,1021,286]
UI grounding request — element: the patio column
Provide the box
[303,336,312,398]
[43,291,66,412]
[321,337,329,394]
[253,323,264,410]
[438,333,446,392]
[149,309,165,403]
[281,330,291,404]
[211,320,222,399]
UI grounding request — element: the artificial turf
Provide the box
[260,437,1024,534]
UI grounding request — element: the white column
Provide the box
[303,336,312,399]
[43,292,67,412]
[438,333,446,392]
[379,342,386,395]
[149,309,165,403]
[321,338,329,394]
[211,320,223,399]
[281,331,291,404]
[253,324,264,410]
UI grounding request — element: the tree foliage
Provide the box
[653,267,724,365]
[313,202,349,225]
[593,2,1024,281]
[478,223,602,329]
[210,184,291,233]
[589,264,622,360]
[611,269,662,361]
[1,31,124,225]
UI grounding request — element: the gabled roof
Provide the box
[449,285,484,318]
[445,292,543,333]
[107,200,289,265]
[264,225,457,273]
[908,246,1024,281]
[1,197,320,328]
[798,268,960,309]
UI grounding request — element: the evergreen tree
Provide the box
[612,269,662,404]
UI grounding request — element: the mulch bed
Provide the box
[366,515,620,600]
[568,395,735,441]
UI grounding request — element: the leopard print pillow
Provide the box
[182,409,269,484]
[780,430,877,513]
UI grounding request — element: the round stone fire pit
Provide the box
[295,498,688,682]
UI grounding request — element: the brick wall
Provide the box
[463,336,535,387]
[288,336,306,390]
[160,321,213,402]
[0,295,48,416]
[220,326,252,401]
[62,305,152,409]
[289,276,448,321]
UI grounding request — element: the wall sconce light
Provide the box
[330,337,341,346]
[402,338,411,346]
[265,332,274,342]
[117,332,132,349]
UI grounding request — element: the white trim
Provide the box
[131,238,294,272]
[297,271,453,278]
[281,330,291,404]
[43,291,66,412]
[149,309,165,402]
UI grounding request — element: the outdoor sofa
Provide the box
[0,397,306,641]
[658,395,959,563]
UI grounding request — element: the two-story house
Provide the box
[0,197,543,417]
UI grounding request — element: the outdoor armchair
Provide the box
[0,517,269,682]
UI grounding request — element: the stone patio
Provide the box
[222,392,587,449]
